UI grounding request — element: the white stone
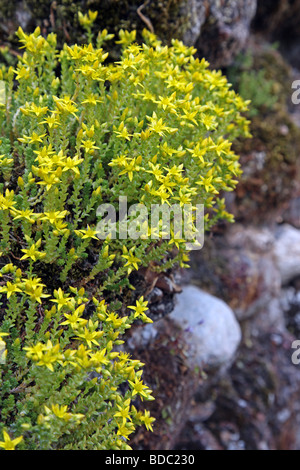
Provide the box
[273,224,300,284]
[169,285,242,370]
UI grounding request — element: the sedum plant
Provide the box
[0,24,250,450]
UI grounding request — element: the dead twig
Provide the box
[137,0,154,34]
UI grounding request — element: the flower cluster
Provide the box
[0,22,249,450]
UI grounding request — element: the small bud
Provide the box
[17,176,24,188]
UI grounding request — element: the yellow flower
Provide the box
[21,102,48,117]
[74,225,99,240]
[18,131,46,145]
[50,404,72,421]
[33,168,62,190]
[0,189,16,211]
[114,122,133,141]
[90,348,109,371]
[0,332,9,340]
[116,29,136,46]
[0,281,22,299]
[128,296,149,319]
[40,210,68,225]
[128,377,153,400]
[80,139,99,154]
[140,410,155,431]
[147,112,178,137]
[24,342,47,361]
[82,94,103,106]
[20,240,46,262]
[60,305,88,330]
[14,65,30,81]
[0,154,13,166]
[53,96,78,117]
[105,312,128,329]
[118,156,141,181]
[13,209,39,224]
[40,113,61,129]
[78,10,98,27]
[0,430,23,450]
[116,422,135,440]
[155,92,177,112]
[151,186,171,205]
[121,246,141,274]
[36,340,63,371]
[50,288,72,311]
[75,320,104,348]
[23,278,50,304]
[114,399,132,426]
[146,162,163,181]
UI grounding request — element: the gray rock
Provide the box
[180,0,257,68]
[190,224,283,326]
[228,224,275,254]
[127,322,160,351]
[182,0,207,46]
[274,224,300,285]
[0,0,257,69]
[193,0,257,68]
[169,285,242,370]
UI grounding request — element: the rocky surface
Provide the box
[189,225,283,326]
[130,221,300,450]
[0,0,256,68]
[192,0,257,68]
[174,328,300,451]
[253,0,300,41]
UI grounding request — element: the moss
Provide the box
[227,45,300,223]
[232,110,300,223]
[227,45,292,114]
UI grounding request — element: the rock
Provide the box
[228,224,275,253]
[253,1,300,69]
[128,317,205,450]
[131,321,300,450]
[190,225,284,328]
[174,330,300,450]
[127,322,160,350]
[193,0,257,68]
[0,0,257,68]
[181,0,207,46]
[281,197,300,229]
[281,287,300,337]
[253,0,300,41]
[274,224,300,285]
[169,285,242,370]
